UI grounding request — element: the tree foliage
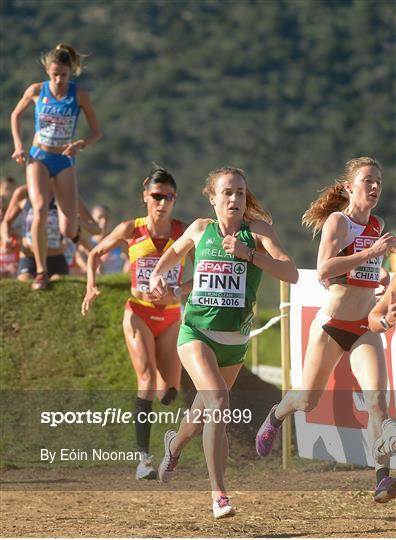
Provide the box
[2,0,395,265]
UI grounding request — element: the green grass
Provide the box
[0,275,281,469]
[1,275,281,389]
[1,275,133,390]
[245,308,281,370]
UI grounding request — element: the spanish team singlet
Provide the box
[35,81,80,147]
[128,217,185,292]
[328,213,382,288]
[22,198,62,249]
[183,221,262,335]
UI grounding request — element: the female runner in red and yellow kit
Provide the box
[81,167,192,479]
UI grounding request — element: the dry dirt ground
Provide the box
[1,466,395,538]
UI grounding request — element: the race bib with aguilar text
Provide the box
[136,256,182,292]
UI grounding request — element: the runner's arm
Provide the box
[82,220,133,315]
[248,221,299,283]
[0,185,28,248]
[317,213,395,281]
[78,198,101,236]
[150,219,206,296]
[10,84,40,164]
[63,89,102,156]
[368,276,396,332]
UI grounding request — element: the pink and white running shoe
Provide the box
[256,404,280,457]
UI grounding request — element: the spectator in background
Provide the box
[1,176,23,238]
[0,176,17,202]
[0,193,20,278]
[91,204,128,274]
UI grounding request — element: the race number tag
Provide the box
[26,208,61,248]
[349,236,382,283]
[191,260,246,307]
[38,113,76,146]
[136,257,182,292]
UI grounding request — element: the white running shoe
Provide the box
[212,495,235,519]
[135,452,156,480]
[158,430,179,483]
[373,418,396,466]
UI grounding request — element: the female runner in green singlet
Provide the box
[150,167,298,519]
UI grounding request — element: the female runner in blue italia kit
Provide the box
[150,167,298,518]
[11,43,102,290]
[255,157,396,504]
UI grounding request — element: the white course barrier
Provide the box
[251,365,285,386]
[249,313,285,337]
[250,313,287,385]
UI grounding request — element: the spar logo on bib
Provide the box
[192,260,246,308]
[350,235,382,283]
[234,263,246,274]
[136,257,181,291]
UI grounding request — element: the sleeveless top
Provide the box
[0,235,19,274]
[183,221,262,335]
[128,217,185,292]
[22,198,62,249]
[35,81,80,147]
[328,212,382,288]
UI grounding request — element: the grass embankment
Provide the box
[1,275,132,390]
[1,275,281,469]
[1,275,281,388]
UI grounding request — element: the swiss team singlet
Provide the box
[328,213,383,288]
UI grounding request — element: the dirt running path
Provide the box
[1,468,394,537]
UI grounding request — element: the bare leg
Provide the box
[349,332,389,470]
[175,339,242,498]
[275,319,344,420]
[17,272,34,282]
[26,162,51,274]
[170,366,240,460]
[122,309,156,400]
[53,167,79,239]
[171,392,205,455]
[154,320,182,402]
[123,309,157,476]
